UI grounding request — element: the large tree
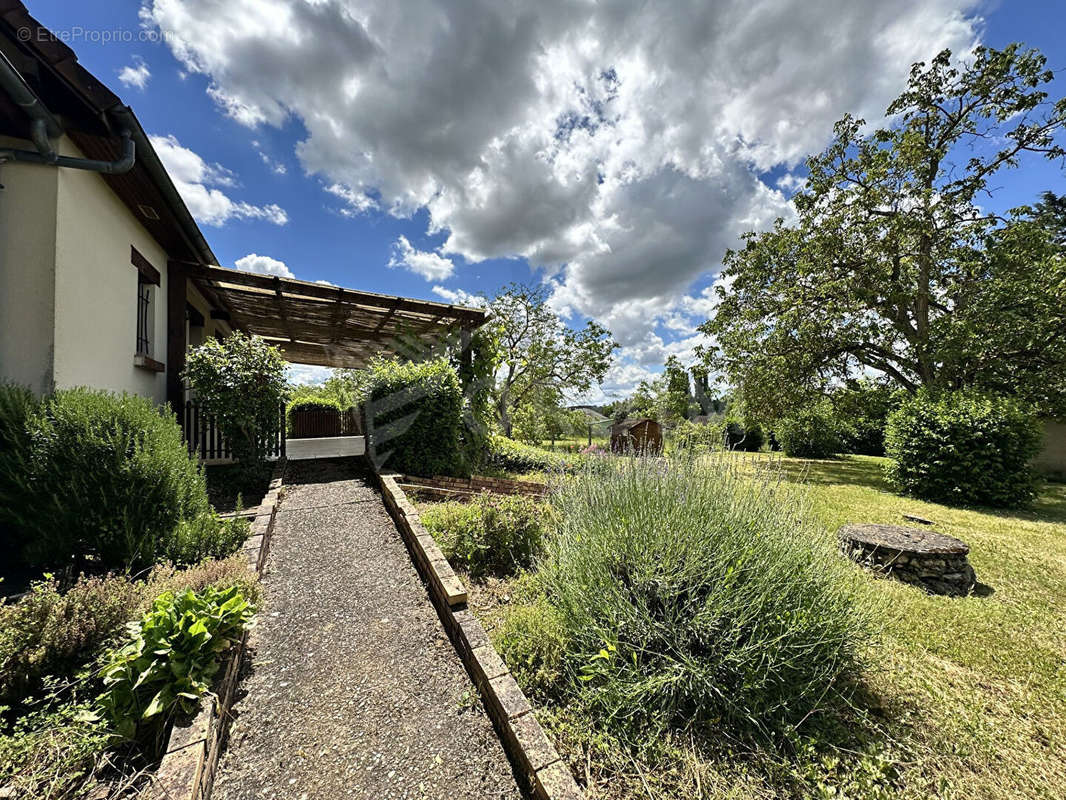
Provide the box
[490,284,617,436]
[700,45,1066,419]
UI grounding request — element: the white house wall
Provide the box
[0,136,59,396]
[51,136,169,405]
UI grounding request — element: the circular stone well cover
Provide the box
[838,523,969,555]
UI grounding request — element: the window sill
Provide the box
[134,353,165,372]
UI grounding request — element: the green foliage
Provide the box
[490,284,616,436]
[488,434,573,473]
[831,380,901,456]
[0,558,259,711]
[97,585,254,742]
[184,333,289,469]
[365,357,466,476]
[288,397,343,414]
[526,456,869,745]
[701,45,1066,418]
[496,592,568,700]
[884,391,1042,508]
[0,699,109,800]
[723,418,765,452]
[421,494,553,577]
[0,575,141,706]
[9,388,234,571]
[0,382,39,562]
[777,401,842,459]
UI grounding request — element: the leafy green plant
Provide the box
[364,357,467,476]
[0,699,109,800]
[97,585,254,743]
[421,493,553,577]
[0,558,259,710]
[777,401,842,459]
[487,434,574,473]
[526,455,870,745]
[496,593,568,700]
[0,574,141,706]
[0,382,39,563]
[13,388,230,571]
[885,390,1042,508]
[184,332,289,470]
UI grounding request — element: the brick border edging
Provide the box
[149,457,287,800]
[374,469,583,800]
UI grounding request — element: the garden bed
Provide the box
[416,453,1066,800]
[204,463,273,514]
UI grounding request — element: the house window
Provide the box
[131,246,162,369]
[136,278,153,356]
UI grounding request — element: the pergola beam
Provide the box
[179,261,486,324]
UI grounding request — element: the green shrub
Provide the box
[724,419,765,452]
[496,593,568,700]
[832,380,900,456]
[0,557,259,708]
[97,585,255,743]
[884,390,1042,508]
[0,699,109,800]
[0,575,141,706]
[777,401,842,459]
[0,383,39,562]
[529,455,869,744]
[161,514,251,566]
[365,358,466,476]
[488,434,573,473]
[288,398,343,414]
[14,389,238,571]
[184,333,289,470]
[421,493,553,577]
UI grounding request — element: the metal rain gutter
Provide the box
[0,50,135,174]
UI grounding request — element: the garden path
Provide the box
[213,458,522,800]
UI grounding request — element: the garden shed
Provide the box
[610,417,663,455]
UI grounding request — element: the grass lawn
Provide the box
[757,453,1066,800]
[448,453,1066,799]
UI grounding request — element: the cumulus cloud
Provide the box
[234,253,294,278]
[117,56,151,90]
[287,364,333,385]
[387,236,455,281]
[143,0,981,377]
[150,134,289,226]
[431,285,485,308]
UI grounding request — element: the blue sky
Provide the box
[23,0,1066,397]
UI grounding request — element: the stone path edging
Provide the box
[375,469,583,800]
[148,458,287,800]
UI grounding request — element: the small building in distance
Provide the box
[610,417,663,455]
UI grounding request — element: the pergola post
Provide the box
[166,260,187,420]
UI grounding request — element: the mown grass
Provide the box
[455,453,1066,799]
[751,454,1066,800]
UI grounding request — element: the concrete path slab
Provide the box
[213,458,521,800]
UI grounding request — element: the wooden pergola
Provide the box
[166,261,488,410]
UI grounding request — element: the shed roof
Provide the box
[181,262,489,369]
[611,417,659,432]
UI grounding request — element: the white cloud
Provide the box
[117,56,151,90]
[287,364,333,386]
[252,139,287,174]
[387,235,455,281]
[150,134,289,226]
[431,285,485,308]
[234,253,294,278]
[145,0,980,348]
